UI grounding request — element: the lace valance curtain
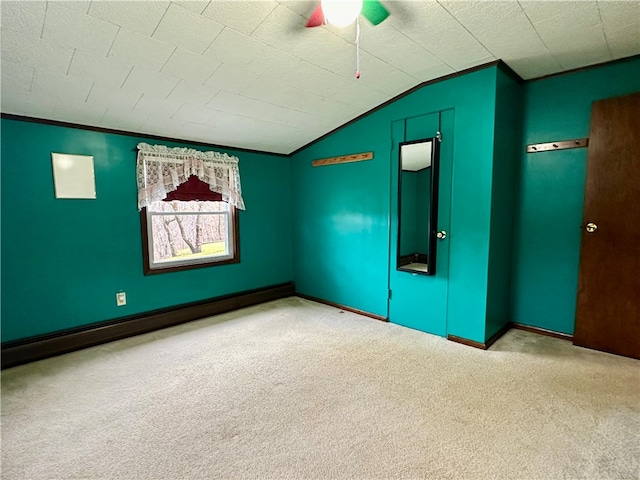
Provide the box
[136,143,245,211]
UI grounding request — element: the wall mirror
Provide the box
[397,136,441,275]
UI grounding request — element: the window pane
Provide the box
[148,200,228,213]
[150,212,229,264]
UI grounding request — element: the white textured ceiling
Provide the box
[1,1,638,154]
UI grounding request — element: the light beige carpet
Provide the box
[1,297,639,479]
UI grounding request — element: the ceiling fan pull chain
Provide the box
[355,17,361,79]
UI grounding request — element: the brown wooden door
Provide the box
[573,92,640,359]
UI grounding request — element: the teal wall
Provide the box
[5,58,637,346]
[292,67,498,342]
[291,59,640,342]
[485,69,524,340]
[1,119,292,342]
[290,117,390,317]
[511,57,640,334]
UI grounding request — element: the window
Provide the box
[141,200,239,274]
[136,143,245,275]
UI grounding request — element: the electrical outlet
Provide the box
[116,292,126,306]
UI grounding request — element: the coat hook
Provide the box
[526,138,588,153]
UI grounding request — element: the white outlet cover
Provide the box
[116,292,127,306]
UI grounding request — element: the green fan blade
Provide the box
[361,0,389,25]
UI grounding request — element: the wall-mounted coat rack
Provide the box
[526,138,588,153]
[312,151,373,167]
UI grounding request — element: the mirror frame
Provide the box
[397,136,441,276]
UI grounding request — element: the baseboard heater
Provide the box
[2,285,573,368]
[1,282,295,369]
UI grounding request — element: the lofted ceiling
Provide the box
[1,0,639,155]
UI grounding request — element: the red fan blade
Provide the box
[306,4,325,27]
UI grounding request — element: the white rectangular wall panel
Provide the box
[51,153,96,199]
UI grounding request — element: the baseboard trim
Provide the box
[510,323,573,341]
[448,322,572,350]
[447,335,487,350]
[485,322,513,349]
[2,282,295,369]
[4,289,574,368]
[295,293,388,322]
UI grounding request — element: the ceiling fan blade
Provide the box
[361,0,389,25]
[306,4,325,27]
